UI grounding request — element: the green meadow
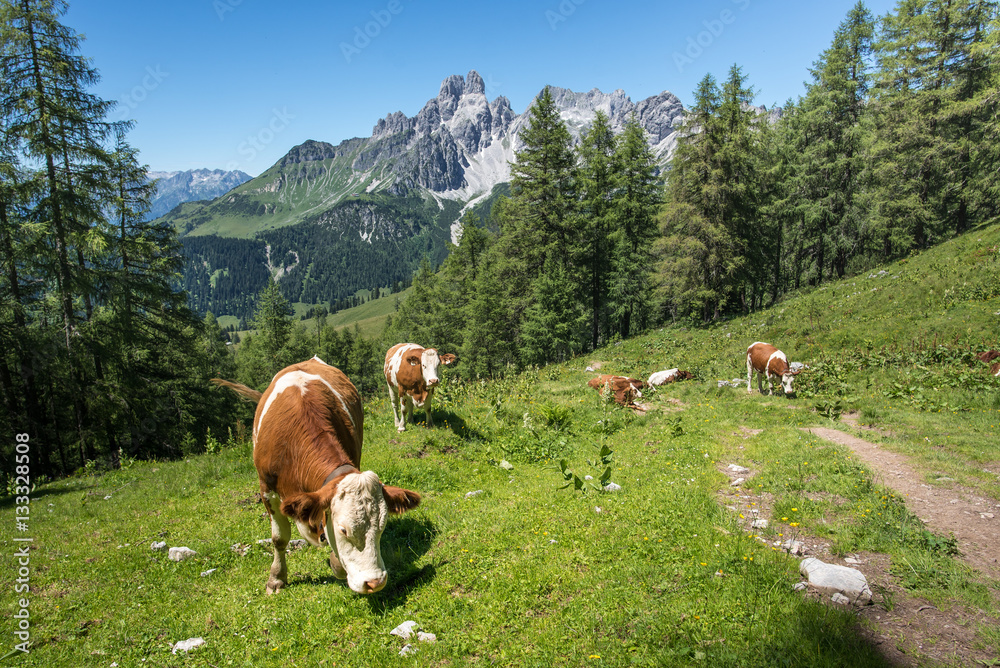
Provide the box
[4,223,999,667]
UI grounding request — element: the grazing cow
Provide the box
[384,343,456,432]
[648,369,695,386]
[588,375,646,407]
[746,342,800,395]
[212,356,420,595]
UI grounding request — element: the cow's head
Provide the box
[412,349,455,388]
[781,369,800,395]
[281,471,420,595]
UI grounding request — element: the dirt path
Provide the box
[803,426,1000,579]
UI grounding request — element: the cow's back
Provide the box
[254,359,363,496]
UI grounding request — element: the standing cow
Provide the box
[746,341,800,395]
[384,343,456,432]
[212,357,420,595]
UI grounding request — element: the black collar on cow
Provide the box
[322,463,359,488]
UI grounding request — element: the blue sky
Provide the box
[66,0,901,176]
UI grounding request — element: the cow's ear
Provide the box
[281,487,332,526]
[439,353,456,365]
[382,486,421,514]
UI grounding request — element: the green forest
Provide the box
[2,0,998,480]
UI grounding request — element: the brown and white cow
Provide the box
[588,375,646,407]
[746,342,800,395]
[384,343,456,432]
[212,356,420,595]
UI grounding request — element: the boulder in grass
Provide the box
[171,637,205,654]
[151,541,167,551]
[799,557,872,602]
[168,547,197,562]
[390,620,418,639]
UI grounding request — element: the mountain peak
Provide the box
[464,70,485,95]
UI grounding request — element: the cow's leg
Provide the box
[766,373,774,396]
[746,356,754,394]
[425,388,435,428]
[264,492,291,594]
[387,383,402,431]
[399,394,410,426]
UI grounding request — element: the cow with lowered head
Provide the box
[212,356,420,595]
[384,343,456,432]
[746,341,800,395]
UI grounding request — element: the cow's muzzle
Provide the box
[363,574,386,594]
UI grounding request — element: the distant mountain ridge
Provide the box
[162,70,687,240]
[166,71,692,319]
[147,168,251,221]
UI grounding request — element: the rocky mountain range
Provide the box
[147,168,251,220]
[166,71,692,318]
[163,70,688,240]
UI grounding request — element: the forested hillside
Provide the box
[180,194,458,321]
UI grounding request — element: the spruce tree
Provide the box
[577,111,616,348]
[608,116,662,337]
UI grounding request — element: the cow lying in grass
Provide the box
[648,369,694,386]
[746,342,800,395]
[588,375,646,407]
[212,357,420,595]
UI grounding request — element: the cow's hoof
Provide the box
[329,552,347,579]
[397,427,405,433]
[265,579,286,595]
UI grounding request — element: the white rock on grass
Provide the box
[465,490,484,499]
[171,637,205,654]
[390,621,419,639]
[603,482,622,492]
[831,593,851,605]
[200,569,217,577]
[727,464,750,474]
[499,460,514,470]
[782,539,806,556]
[799,557,872,602]
[416,631,437,643]
[151,541,167,551]
[730,478,745,487]
[168,547,197,562]
[399,644,416,656]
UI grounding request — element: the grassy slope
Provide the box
[5,224,1000,667]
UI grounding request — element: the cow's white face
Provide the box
[326,471,389,595]
[420,349,442,387]
[781,372,796,395]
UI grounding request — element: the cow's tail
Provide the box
[211,378,263,404]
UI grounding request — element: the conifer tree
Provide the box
[608,116,662,337]
[577,111,616,348]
